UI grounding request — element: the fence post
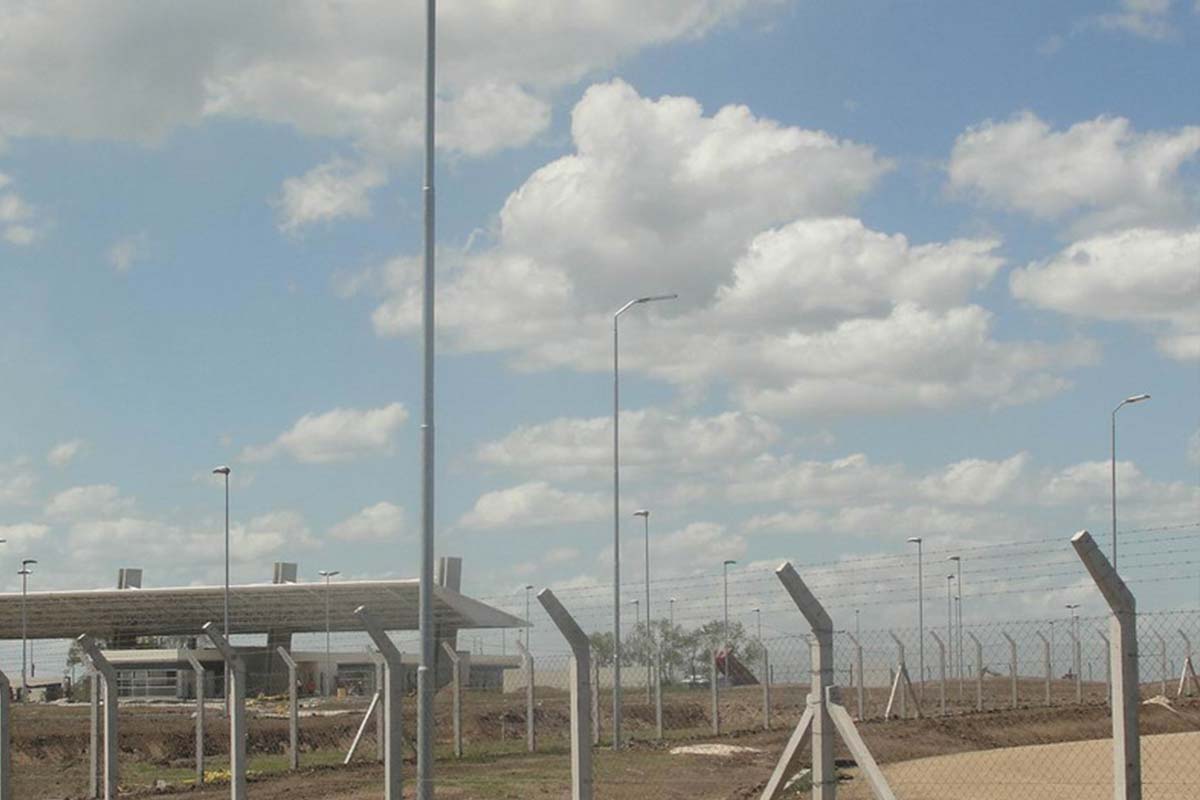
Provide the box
[1096,629,1111,705]
[966,633,983,711]
[0,667,10,800]
[440,642,464,758]
[888,632,907,718]
[1071,529,1141,800]
[88,671,101,799]
[1001,632,1017,709]
[1070,629,1083,704]
[711,649,721,735]
[183,651,207,783]
[375,657,386,761]
[275,647,300,770]
[354,606,404,800]
[1154,634,1167,697]
[762,646,770,731]
[1177,631,1199,698]
[537,589,593,800]
[930,632,946,716]
[591,657,600,746]
[655,647,665,740]
[202,623,247,800]
[775,562,835,800]
[77,636,118,800]
[846,633,865,720]
[1035,633,1051,706]
[515,641,536,752]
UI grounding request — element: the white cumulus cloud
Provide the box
[458,482,607,531]
[107,232,149,272]
[45,484,134,522]
[276,158,386,233]
[241,402,408,463]
[47,439,87,467]
[0,171,41,246]
[1011,227,1200,360]
[330,501,407,542]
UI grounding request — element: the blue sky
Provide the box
[0,1,1197,647]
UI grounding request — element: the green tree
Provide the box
[588,631,615,666]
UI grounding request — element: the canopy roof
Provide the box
[0,580,524,640]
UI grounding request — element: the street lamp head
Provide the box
[1125,394,1151,404]
[21,559,37,567]
[906,537,922,544]
[723,559,737,566]
[633,509,650,518]
[318,570,340,578]
[637,294,678,304]
[212,465,231,476]
[524,584,534,591]
[947,555,960,562]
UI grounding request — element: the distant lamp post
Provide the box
[19,558,36,698]
[945,574,955,678]
[722,559,737,682]
[669,597,676,627]
[907,537,924,693]
[612,292,676,750]
[633,509,652,700]
[212,465,232,711]
[318,570,340,696]
[1111,394,1150,568]
[947,555,963,682]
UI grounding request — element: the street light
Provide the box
[212,465,232,712]
[1112,394,1150,569]
[906,537,924,694]
[945,574,955,680]
[633,509,652,700]
[723,559,737,682]
[612,292,676,749]
[947,555,964,684]
[669,597,676,628]
[19,558,36,698]
[318,570,339,696]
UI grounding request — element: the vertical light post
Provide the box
[318,570,339,696]
[907,537,924,694]
[1066,603,1080,681]
[945,574,955,683]
[947,555,963,681]
[634,510,652,701]
[524,585,534,648]
[1111,394,1150,569]
[722,559,736,682]
[612,293,676,750]
[212,465,232,712]
[18,559,35,698]
[414,0,439,796]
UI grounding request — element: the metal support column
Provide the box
[516,640,536,752]
[968,633,983,712]
[441,642,463,758]
[89,671,101,799]
[1097,629,1112,706]
[846,633,865,720]
[1002,632,1018,709]
[762,647,771,730]
[930,632,946,716]
[1036,633,1051,706]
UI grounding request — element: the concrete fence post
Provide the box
[1070,629,1083,704]
[1001,632,1018,709]
[0,667,10,800]
[184,651,208,784]
[536,589,593,800]
[930,632,947,716]
[275,647,300,770]
[1036,633,1051,706]
[1154,634,1167,697]
[888,632,908,719]
[202,623,247,800]
[846,633,865,720]
[516,641,536,752]
[762,647,770,731]
[441,642,464,758]
[88,671,101,799]
[77,636,118,800]
[590,657,600,746]
[354,606,404,800]
[711,649,720,735]
[655,647,664,740]
[967,633,983,712]
[1071,529,1141,800]
[1096,629,1111,706]
[1177,631,1199,698]
[375,657,386,761]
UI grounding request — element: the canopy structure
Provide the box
[0,579,524,640]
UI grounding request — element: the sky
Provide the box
[0,0,1198,655]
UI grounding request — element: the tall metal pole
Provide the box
[318,570,339,696]
[723,560,736,682]
[635,510,652,702]
[612,294,675,750]
[669,597,675,627]
[908,537,924,693]
[1111,394,1150,570]
[945,574,954,682]
[524,585,533,648]
[949,556,963,683]
[416,0,438,796]
[19,564,30,698]
[213,466,231,714]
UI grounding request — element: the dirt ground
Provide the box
[11,687,1200,799]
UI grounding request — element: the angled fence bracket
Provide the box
[354,605,404,800]
[183,650,208,784]
[1177,631,1199,698]
[275,647,300,770]
[202,622,247,800]
[760,562,896,800]
[1072,529,1141,800]
[77,635,118,800]
[537,588,593,800]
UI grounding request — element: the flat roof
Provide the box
[104,649,524,669]
[0,580,525,640]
